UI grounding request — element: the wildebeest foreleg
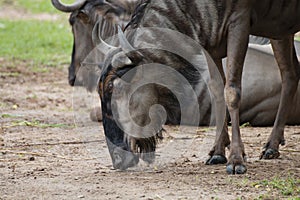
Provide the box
[205,56,229,165]
[261,36,300,159]
[224,18,250,174]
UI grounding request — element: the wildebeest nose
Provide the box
[112,147,139,170]
[69,75,76,86]
[113,152,123,169]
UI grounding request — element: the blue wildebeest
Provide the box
[51,0,140,121]
[51,0,139,91]
[98,0,300,173]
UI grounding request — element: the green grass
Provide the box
[253,175,300,198]
[0,0,74,67]
[0,19,72,66]
[0,0,76,14]
[0,72,20,77]
[240,122,251,128]
[295,36,300,42]
[9,119,73,129]
[1,113,22,118]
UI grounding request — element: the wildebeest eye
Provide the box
[107,82,113,92]
[77,11,90,23]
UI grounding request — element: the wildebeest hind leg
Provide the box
[205,55,229,165]
[261,36,300,159]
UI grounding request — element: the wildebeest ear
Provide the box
[77,10,90,23]
[125,50,144,64]
[111,52,139,83]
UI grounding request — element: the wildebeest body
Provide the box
[99,0,300,173]
[134,0,300,54]
[251,1,300,38]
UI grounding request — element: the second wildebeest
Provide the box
[51,0,140,121]
[51,0,139,90]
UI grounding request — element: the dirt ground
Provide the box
[0,57,300,200]
[0,4,300,199]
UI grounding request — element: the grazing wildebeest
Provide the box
[98,0,300,173]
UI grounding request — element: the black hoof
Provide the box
[260,148,280,159]
[205,155,227,165]
[226,164,247,174]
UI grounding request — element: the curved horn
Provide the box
[117,26,135,52]
[51,0,87,12]
[92,20,118,52]
[92,20,101,45]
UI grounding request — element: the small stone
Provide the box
[90,106,102,122]
[39,103,47,108]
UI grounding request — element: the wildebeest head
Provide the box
[98,26,205,169]
[51,0,137,91]
[98,29,167,170]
